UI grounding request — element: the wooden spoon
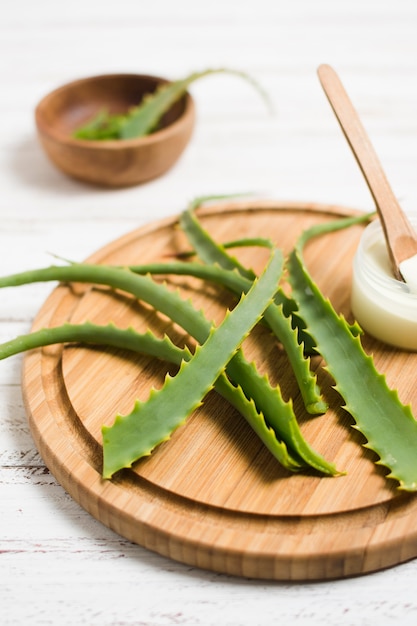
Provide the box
[317,63,417,290]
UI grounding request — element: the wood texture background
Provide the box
[3,0,417,624]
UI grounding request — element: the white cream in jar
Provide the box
[351,215,417,350]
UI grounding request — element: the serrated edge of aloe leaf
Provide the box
[0,321,188,362]
[101,248,283,477]
[180,204,257,279]
[178,205,327,414]
[225,351,339,476]
[214,375,304,471]
[288,215,417,491]
[0,263,212,342]
[295,212,374,336]
[118,68,272,139]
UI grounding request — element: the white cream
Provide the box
[351,216,417,350]
[399,254,417,294]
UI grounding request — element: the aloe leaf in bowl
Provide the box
[73,68,272,140]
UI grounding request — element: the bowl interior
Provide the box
[37,74,188,139]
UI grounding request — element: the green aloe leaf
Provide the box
[288,216,417,491]
[101,248,283,477]
[0,321,188,363]
[74,68,272,140]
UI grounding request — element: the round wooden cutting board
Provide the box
[21,200,417,581]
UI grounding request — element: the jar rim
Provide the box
[355,215,417,300]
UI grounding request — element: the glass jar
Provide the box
[351,215,417,350]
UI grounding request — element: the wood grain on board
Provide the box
[21,201,417,581]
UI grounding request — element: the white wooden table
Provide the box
[3,1,417,623]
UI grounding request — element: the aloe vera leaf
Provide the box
[73,110,127,141]
[224,342,340,475]
[287,218,417,491]
[0,262,313,471]
[178,207,327,414]
[0,264,210,340]
[129,260,258,300]
[180,205,257,278]
[121,68,272,139]
[0,321,188,363]
[213,375,304,471]
[101,248,283,477]
[73,109,106,140]
[74,69,272,140]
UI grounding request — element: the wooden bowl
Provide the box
[35,74,196,187]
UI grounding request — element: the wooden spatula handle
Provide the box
[318,64,417,275]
